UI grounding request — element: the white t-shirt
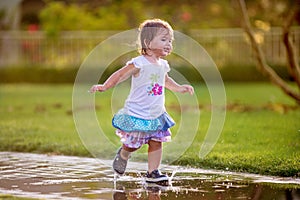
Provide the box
[122,55,170,119]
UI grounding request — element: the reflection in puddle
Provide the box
[112,173,300,200]
[0,152,299,199]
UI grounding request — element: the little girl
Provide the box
[90,19,194,183]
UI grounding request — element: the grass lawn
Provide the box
[0,83,299,177]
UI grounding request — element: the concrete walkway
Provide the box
[0,152,299,200]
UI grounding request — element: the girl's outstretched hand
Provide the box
[181,85,194,95]
[89,84,106,93]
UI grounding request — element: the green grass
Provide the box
[0,194,37,200]
[0,84,89,156]
[180,109,300,176]
[0,83,299,177]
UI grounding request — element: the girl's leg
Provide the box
[147,140,162,173]
[121,144,139,160]
[113,144,139,175]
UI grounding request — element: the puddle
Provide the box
[0,152,299,200]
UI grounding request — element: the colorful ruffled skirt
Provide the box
[112,110,175,149]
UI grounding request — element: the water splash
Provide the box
[169,169,177,181]
[113,173,118,190]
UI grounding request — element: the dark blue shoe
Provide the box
[145,169,169,184]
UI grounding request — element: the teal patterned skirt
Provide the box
[112,111,175,133]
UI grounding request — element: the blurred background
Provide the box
[0,0,299,83]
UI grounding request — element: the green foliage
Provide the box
[38,1,245,36]
[95,1,146,29]
[38,0,299,35]
[39,2,101,36]
[39,1,149,37]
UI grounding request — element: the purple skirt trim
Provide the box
[116,129,171,149]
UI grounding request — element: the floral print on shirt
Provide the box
[147,73,163,96]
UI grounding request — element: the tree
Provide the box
[235,0,300,104]
[38,1,240,35]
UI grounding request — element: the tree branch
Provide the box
[236,0,300,104]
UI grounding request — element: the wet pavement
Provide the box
[0,152,299,200]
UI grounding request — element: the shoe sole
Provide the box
[145,177,169,183]
[146,179,170,186]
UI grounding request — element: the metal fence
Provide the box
[0,27,299,68]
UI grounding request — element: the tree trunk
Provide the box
[236,0,300,105]
[282,6,300,89]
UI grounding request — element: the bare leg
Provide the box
[147,140,162,173]
[113,144,139,175]
[121,144,139,160]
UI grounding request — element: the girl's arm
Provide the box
[90,64,139,93]
[165,74,194,95]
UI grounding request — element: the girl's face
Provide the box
[148,28,173,57]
